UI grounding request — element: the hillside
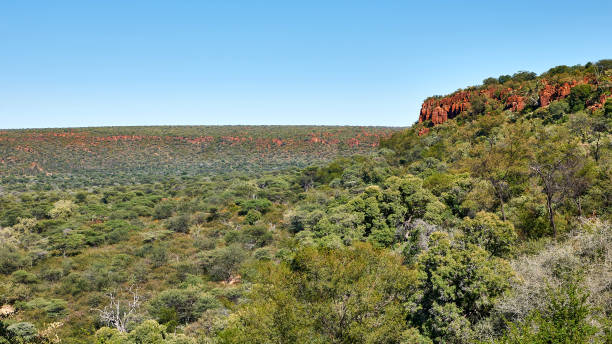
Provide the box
[415,60,611,134]
[0,126,399,187]
[0,60,611,344]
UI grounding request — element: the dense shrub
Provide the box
[165,214,190,233]
[11,270,38,284]
[568,84,593,112]
[459,211,516,257]
[149,288,220,324]
[198,245,246,281]
[153,202,174,220]
[22,297,67,318]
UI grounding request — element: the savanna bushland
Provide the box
[1,60,611,344]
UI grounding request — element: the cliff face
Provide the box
[537,78,588,107]
[418,76,606,131]
[418,86,526,125]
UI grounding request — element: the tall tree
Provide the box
[529,127,582,237]
[470,121,532,221]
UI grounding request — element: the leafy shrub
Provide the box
[48,200,76,219]
[149,288,220,324]
[61,272,91,295]
[153,202,174,220]
[498,75,512,84]
[0,246,28,274]
[414,232,514,343]
[497,283,598,344]
[459,211,516,257]
[219,243,419,343]
[143,245,167,268]
[568,84,592,112]
[11,270,38,284]
[224,225,273,249]
[22,298,67,318]
[244,209,261,225]
[512,71,536,82]
[6,322,37,341]
[41,268,63,282]
[544,65,571,76]
[166,214,191,233]
[604,98,612,118]
[483,77,498,85]
[198,245,246,281]
[236,198,272,215]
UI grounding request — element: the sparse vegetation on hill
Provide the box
[0,126,398,188]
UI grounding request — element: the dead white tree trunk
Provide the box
[94,285,141,333]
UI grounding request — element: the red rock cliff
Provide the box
[418,76,605,132]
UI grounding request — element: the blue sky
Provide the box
[1,1,611,129]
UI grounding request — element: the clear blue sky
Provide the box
[1,1,611,129]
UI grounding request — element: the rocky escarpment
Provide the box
[419,86,525,125]
[538,80,576,107]
[418,76,608,130]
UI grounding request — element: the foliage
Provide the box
[459,211,516,257]
[414,232,514,343]
[496,282,598,344]
[219,243,421,343]
[0,60,610,343]
[149,288,220,324]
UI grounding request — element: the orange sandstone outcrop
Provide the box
[419,91,471,124]
[505,95,525,112]
[419,76,606,132]
[539,80,580,107]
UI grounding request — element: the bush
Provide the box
[546,100,569,123]
[0,246,28,275]
[225,225,272,249]
[61,272,91,295]
[568,84,592,112]
[41,268,63,282]
[498,75,512,84]
[512,71,536,82]
[459,211,516,257]
[22,298,67,318]
[604,98,612,118]
[11,270,38,284]
[244,209,261,225]
[497,282,598,344]
[149,288,220,324]
[48,200,76,219]
[150,245,168,268]
[237,198,272,215]
[6,322,37,341]
[414,232,514,343]
[543,65,571,76]
[166,215,191,233]
[483,77,498,85]
[153,202,174,220]
[218,243,418,343]
[198,245,246,281]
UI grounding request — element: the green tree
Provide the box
[198,244,246,281]
[244,209,261,225]
[459,211,516,257]
[219,243,421,344]
[568,84,592,112]
[469,121,532,221]
[149,288,219,324]
[529,127,582,237]
[48,200,75,219]
[497,283,598,344]
[414,232,514,343]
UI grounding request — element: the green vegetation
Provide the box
[1,60,611,343]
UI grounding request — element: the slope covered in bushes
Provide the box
[1,60,611,343]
